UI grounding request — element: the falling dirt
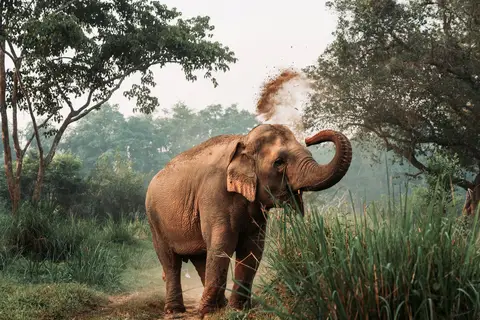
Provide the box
[256,69,302,122]
[255,68,313,142]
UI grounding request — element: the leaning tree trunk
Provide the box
[31,159,45,203]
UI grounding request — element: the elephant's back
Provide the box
[145,133,242,221]
[169,134,242,164]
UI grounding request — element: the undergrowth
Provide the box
[249,187,480,320]
[0,203,150,292]
[0,276,107,320]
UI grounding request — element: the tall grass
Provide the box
[0,204,150,291]
[254,191,480,319]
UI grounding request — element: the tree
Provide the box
[61,103,258,175]
[160,103,258,159]
[304,0,480,190]
[0,0,236,213]
[60,104,129,172]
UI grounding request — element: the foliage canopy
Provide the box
[304,0,480,189]
[0,0,236,212]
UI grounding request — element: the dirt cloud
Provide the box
[255,68,313,141]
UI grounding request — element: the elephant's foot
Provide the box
[228,295,251,311]
[164,302,186,315]
[198,296,228,318]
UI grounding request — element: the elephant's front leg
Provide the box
[229,228,266,310]
[198,226,237,317]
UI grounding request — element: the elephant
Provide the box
[145,124,352,317]
[464,174,480,216]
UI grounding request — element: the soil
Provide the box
[73,262,235,320]
[256,69,301,121]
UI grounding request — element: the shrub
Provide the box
[3,204,86,261]
[256,195,480,319]
[85,152,146,220]
[16,152,87,212]
[65,241,125,290]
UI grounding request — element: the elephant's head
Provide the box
[226,124,352,213]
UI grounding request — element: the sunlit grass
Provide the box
[247,188,480,320]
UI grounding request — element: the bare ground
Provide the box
[73,261,236,320]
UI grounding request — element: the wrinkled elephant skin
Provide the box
[145,124,352,317]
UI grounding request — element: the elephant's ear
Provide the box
[226,141,257,202]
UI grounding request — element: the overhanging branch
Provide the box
[345,122,475,190]
[70,76,127,123]
[22,115,53,156]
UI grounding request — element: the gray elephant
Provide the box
[145,124,352,317]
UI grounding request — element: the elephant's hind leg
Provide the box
[151,231,186,314]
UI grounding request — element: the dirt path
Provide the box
[74,262,235,320]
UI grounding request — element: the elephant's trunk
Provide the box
[298,130,352,192]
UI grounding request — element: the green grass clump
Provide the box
[0,276,107,320]
[256,197,480,319]
[0,205,150,292]
[101,215,139,245]
[3,203,86,262]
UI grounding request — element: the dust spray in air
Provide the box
[255,68,314,142]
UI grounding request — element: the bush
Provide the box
[0,204,136,291]
[85,152,146,220]
[15,152,87,213]
[3,204,86,261]
[65,242,125,290]
[256,195,480,319]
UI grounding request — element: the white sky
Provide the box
[7,0,337,128]
[113,0,337,116]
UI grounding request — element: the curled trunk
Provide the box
[298,130,352,192]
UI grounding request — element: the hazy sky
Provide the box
[7,0,338,128]
[111,0,337,117]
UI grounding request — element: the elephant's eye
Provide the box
[273,158,285,168]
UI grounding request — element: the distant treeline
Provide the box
[0,103,447,218]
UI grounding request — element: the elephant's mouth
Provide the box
[277,186,304,216]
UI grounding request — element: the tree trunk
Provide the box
[32,160,45,203]
[31,117,71,204]
[0,39,19,214]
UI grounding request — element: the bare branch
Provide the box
[0,40,15,202]
[73,60,171,115]
[346,122,475,190]
[11,66,21,161]
[405,171,425,178]
[22,115,53,156]
[70,76,127,122]
[16,68,44,160]
[53,0,78,14]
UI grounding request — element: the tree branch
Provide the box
[6,40,24,169]
[42,60,75,113]
[70,76,127,123]
[0,41,16,63]
[43,115,72,167]
[16,67,44,161]
[72,60,172,116]
[53,0,78,14]
[346,121,475,190]
[22,115,53,157]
